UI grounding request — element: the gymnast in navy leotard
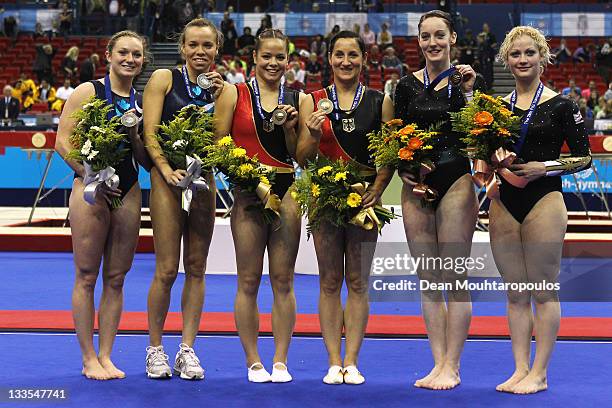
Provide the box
[54,31,151,380]
[489,26,591,395]
[142,18,225,380]
[392,11,479,391]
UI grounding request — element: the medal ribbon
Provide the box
[182,65,212,103]
[250,77,284,124]
[510,82,544,154]
[104,74,135,120]
[329,82,363,121]
[423,65,455,99]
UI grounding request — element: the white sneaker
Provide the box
[174,343,204,380]
[343,365,365,385]
[146,345,172,379]
[271,362,293,383]
[323,365,344,384]
[247,362,271,383]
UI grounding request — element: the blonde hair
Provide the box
[66,46,79,60]
[497,26,552,69]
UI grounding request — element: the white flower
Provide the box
[172,139,186,149]
[81,139,92,155]
[87,150,99,161]
[90,125,105,133]
[82,102,94,110]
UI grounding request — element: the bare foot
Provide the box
[512,373,547,394]
[98,357,126,379]
[496,370,529,393]
[82,359,111,380]
[428,365,461,390]
[414,365,443,388]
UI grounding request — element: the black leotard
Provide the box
[160,68,215,126]
[394,73,476,208]
[75,80,142,204]
[500,95,591,223]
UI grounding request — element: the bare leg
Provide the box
[342,225,377,368]
[180,177,215,347]
[98,183,141,379]
[69,178,112,380]
[401,183,445,388]
[267,190,300,365]
[231,189,268,366]
[147,167,183,347]
[490,199,532,392]
[513,192,566,394]
[428,174,477,390]
[313,221,345,368]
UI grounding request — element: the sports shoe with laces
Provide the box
[146,345,172,379]
[174,343,205,380]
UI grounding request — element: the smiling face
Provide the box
[106,35,144,79]
[418,16,456,65]
[253,38,288,83]
[181,26,218,73]
[506,35,543,81]
[329,37,365,83]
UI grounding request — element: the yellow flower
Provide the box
[290,190,298,200]
[385,118,403,127]
[218,136,233,146]
[498,128,510,137]
[317,166,333,176]
[480,93,500,105]
[499,107,512,117]
[238,163,254,174]
[232,147,247,158]
[311,184,320,197]
[470,128,488,136]
[259,176,270,185]
[334,172,347,182]
[347,192,362,208]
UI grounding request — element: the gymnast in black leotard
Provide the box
[143,18,225,380]
[54,31,151,380]
[489,26,591,395]
[499,95,590,223]
[393,11,479,391]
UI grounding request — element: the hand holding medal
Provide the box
[453,64,476,94]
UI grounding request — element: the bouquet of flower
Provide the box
[450,91,521,162]
[203,135,281,224]
[156,104,215,212]
[67,96,129,208]
[368,119,440,205]
[293,157,396,236]
[450,92,526,198]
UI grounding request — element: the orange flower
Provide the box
[470,128,487,136]
[499,107,512,117]
[399,124,417,136]
[385,119,403,127]
[498,128,510,136]
[407,137,423,150]
[473,111,494,126]
[398,147,414,160]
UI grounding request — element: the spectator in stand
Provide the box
[604,82,612,101]
[596,39,612,84]
[384,72,400,101]
[326,25,340,45]
[59,3,72,37]
[578,98,594,120]
[37,79,56,109]
[256,16,272,37]
[289,53,305,70]
[562,78,582,97]
[353,24,360,36]
[79,53,100,84]
[221,11,238,55]
[581,80,598,100]
[573,43,589,63]
[51,78,74,112]
[594,96,607,118]
[377,23,393,50]
[305,53,322,84]
[368,44,382,71]
[553,38,572,64]
[217,65,228,81]
[458,28,476,65]
[3,15,18,45]
[312,2,321,13]
[226,66,245,84]
[382,46,403,76]
[587,90,600,110]
[61,46,80,82]
[361,23,376,47]
[238,27,256,55]
[284,69,303,92]
[228,55,247,74]
[310,34,327,58]
[479,22,497,49]
[33,23,46,40]
[289,61,306,85]
[1,85,20,121]
[477,32,495,90]
[605,99,612,119]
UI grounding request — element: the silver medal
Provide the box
[120,112,138,128]
[272,108,287,125]
[317,98,333,114]
[196,73,213,89]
